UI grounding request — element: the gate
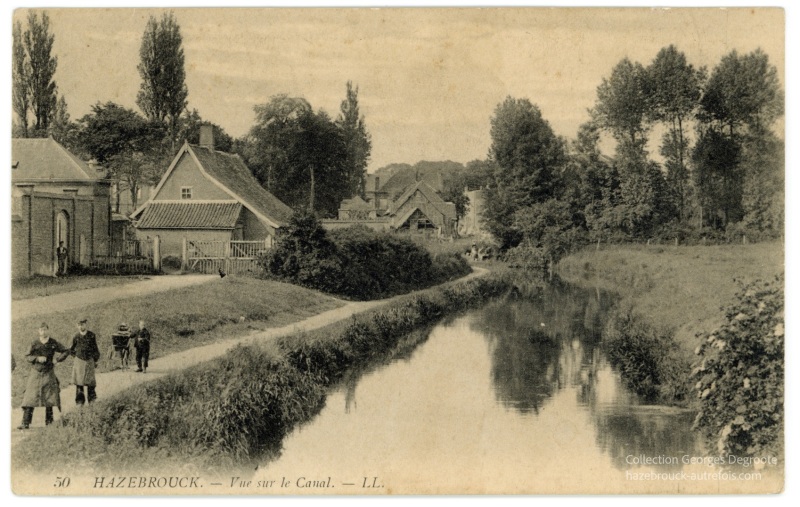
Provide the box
[184,239,269,275]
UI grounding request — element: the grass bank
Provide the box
[11,274,146,301]
[11,276,343,406]
[557,242,783,404]
[13,273,510,475]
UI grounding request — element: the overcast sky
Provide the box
[12,7,785,172]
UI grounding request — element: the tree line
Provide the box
[482,44,784,265]
[12,10,371,218]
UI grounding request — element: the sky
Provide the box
[9,6,785,172]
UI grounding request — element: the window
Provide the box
[181,187,193,200]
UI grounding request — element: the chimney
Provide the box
[199,124,214,150]
[87,160,106,177]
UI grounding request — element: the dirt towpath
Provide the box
[13,267,489,431]
[12,275,217,322]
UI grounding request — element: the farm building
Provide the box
[130,126,293,258]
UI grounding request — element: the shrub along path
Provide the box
[13,267,489,432]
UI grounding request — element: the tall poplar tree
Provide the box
[136,11,189,147]
[647,45,703,221]
[12,20,30,137]
[22,11,58,136]
[336,81,372,198]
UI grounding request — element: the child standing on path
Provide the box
[134,320,151,373]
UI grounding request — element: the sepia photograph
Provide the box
[5,2,788,497]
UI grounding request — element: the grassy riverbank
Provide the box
[13,273,510,475]
[11,276,344,406]
[557,242,783,404]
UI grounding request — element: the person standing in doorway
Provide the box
[56,241,69,276]
[133,320,151,373]
[18,323,70,429]
[70,318,100,405]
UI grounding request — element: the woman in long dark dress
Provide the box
[19,323,70,429]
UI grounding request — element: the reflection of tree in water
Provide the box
[592,408,700,471]
[472,280,613,414]
[340,326,434,414]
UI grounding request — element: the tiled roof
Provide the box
[388,180,456,221]
[189,145,293,227]
[12,138,96,181]
[339,195,373,211]
[136,201,242,229]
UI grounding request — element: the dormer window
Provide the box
[181,187,193,200]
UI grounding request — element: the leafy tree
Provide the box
[336,81,372,198]
[78,102,168,210]
[484,96,566,248]
[698,49,783,136]
[246,95,313,193]
[691,127,743,229]
[693,49,783,230]
[22,11,58,136]
[137,11,189,146]
[740,131,784,234]
[592,57,678,238]
[592,58,651,148]
[463,159,497,190]
[12,21,30,137]
[439,173,470,228]
[648,45,704,221]
[243,95,350,217]
[48,95,81,153]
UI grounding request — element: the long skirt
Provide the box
[71,357,97,387]
[21,369,61,408]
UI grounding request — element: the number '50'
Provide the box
[54,477,71,487]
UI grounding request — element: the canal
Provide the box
[254,281,777,493]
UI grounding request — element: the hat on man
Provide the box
[78,318,88,324]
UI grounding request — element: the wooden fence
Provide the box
[183,239,270,275]
[91,238,160,274]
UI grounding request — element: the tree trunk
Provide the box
[308,166,316,212]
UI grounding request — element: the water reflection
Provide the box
[472,281,612,414]
[469,281,701,470]
[254,280,717,492]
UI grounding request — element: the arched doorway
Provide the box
[55,210,70,275]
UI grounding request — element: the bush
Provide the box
[603,306,691,404]
[692,276,784,457]
[260,213,471,300]
[161,255,182,270]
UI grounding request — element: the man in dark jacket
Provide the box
[133,319,151,373]
[56,241,69,276]
[18,323,70,429]
[70,318,101,405]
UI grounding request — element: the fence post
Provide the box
[181,237,188,273]
[225,240,231,275]
[153,236,161,272]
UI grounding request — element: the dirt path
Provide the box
[11,275,217,322]
[13,267,489,431]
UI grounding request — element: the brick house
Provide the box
[11,138,112,278]
[130,127,293,258]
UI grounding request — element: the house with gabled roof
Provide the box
[11,137,112,278]
[130,126,293,258]
[387,179,457,234]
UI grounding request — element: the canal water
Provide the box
[254,282,778,494]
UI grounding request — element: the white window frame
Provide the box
[181,187,193,200]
